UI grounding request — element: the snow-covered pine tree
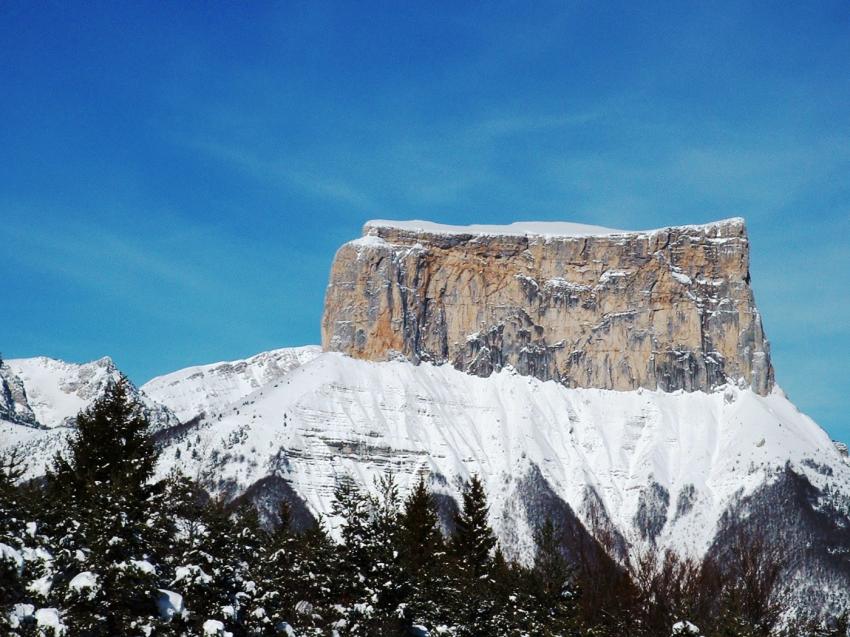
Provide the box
[285,517,339,634]
[43,378,168,635]
[450,475,499,636]
[226,502,266,635]
[169,497,248,635]
[0,450,30,634]
[249,500,315,635]
[525,517,580,635]
[452,475,496,580]
[487,547,528,634]
[330,472,410,636]
[0,449,27,533]
[398,476,452,631]
[330,475,375,634]
[365,472,410,632]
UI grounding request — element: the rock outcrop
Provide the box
[321,218,774,394]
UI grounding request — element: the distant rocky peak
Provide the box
[4,355,177,430]
[322,218,773,395]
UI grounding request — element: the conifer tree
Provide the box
[366,472,410,632]
[399,477,452,629]
[527,518,579,635]
[43,378,167,635]
[251,501,298,633]
[450,475,499,635]
[170,497,262,635]
[216,502,267,635]
[452,475,496,579]
[331,472,410,636]
[399,477,444,572]
[0,450,29,631]
[250,499,342,635]
[289,519,338,633]
[0,449,28,548]
[329,476,376,634]
[47,379,155,511]
[488,547,525,632]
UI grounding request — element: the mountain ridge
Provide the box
[2,216,847,615]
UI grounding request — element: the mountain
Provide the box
[141,345,321,423]
[1,355,177,430]
[2,218,848,615]
[323,218,772,394]
[0,356,181,479]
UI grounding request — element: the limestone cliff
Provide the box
[321,219,774,395]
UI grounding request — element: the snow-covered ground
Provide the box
[141,346,321,423]
[146,352,850,562]
[363,217,744,239]
[3,347,848,568]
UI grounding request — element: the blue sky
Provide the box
[1,2,848,439]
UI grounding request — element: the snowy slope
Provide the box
[3,356,177,430]
[141,346,321,423]
[142,353,849,563]
[4,350,849,610]
[6,350,847,561]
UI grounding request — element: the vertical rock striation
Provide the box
[321,218,773,395]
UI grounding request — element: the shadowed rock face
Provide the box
[322,219,774,395]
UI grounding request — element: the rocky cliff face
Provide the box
[0,361,38,426]
[322,219,774,395]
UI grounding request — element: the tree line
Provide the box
[0,379,846,636]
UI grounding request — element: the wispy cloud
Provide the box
[472,110,604,139]
[186,139,383,213]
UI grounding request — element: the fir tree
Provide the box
[331,475,373,605]
[527,518,579,635]
[452,475,496,579]
[172,497,247,635]
[399,477,444,573]
[229,502,267,634]
[0,449,27,538]
[0,450,29,632]
[251,501,303,634]
[42,378,168,635]
[398,477,452,629]
[288,519,339,633]
[331,472,410,636]
[47,378,156,512]
[365,472,410,633]
[450,475,499,635]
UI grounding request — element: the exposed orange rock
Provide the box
[322,219,773,395]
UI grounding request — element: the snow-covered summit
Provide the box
[2,355,177,430]
[363,217,745,240]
